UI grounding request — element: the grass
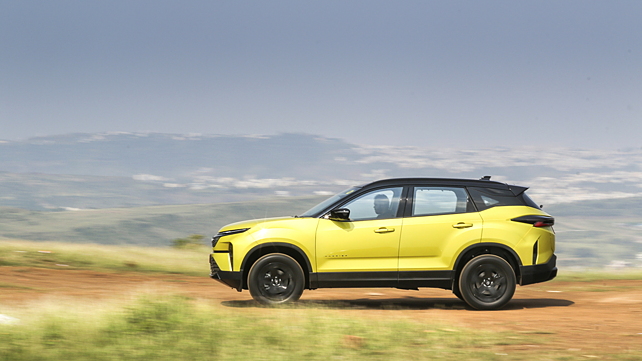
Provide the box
[0,283,33,290]
[554,268,642,282]
[0,239,208,276]
[2,293,641,360]
[0,294,546,361]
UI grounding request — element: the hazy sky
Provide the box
[1,1,641,148]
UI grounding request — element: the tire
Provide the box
[247,253,305,305]
[458,254,516,310]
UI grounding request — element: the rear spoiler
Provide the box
[479,176,529,196]
[508,185,528,196]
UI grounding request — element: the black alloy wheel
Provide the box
[458,254,516,310]
[248,253,305,305]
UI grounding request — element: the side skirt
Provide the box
[398,270,453,290]
[313,270,453,290]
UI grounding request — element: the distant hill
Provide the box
[0,132,357,180]
[546,198,642,269]
[0,133,362,209]
[1,132,642,210]
[0,196,326,246]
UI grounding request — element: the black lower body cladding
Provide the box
[520,255,557,286]
[209,254,242,290]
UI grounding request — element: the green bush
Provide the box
[170,234,205,249]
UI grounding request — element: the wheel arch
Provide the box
[240,242,313,290]
[453,243,523,288]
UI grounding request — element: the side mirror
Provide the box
[329,208,350,222]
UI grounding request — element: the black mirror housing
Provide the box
[329,208,350,221]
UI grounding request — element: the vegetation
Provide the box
[0,240,207,276]
[0,294,541,361]
[171,234,205,249]
[3,292,641,360]
[555,268,642,282]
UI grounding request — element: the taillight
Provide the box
[533,221,552,227]
[512,215,554,227]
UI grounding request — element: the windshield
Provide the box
[298,186,361,217]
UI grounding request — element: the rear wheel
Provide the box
[458,255,516,310]
[248,253,305,305]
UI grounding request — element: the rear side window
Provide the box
[521,193,541,209]
[468,187,539,211]
[411,187,473,216]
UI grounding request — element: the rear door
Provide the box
[398,186,482,283]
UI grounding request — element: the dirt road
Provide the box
[2,267,641,355]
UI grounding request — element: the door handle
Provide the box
[452,222,473,229]
[374,227,395,233]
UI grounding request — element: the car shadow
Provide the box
[221,297,574,311]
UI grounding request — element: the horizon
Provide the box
[3,130,642,152]
[1,130,642,208]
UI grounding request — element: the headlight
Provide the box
[211,228,250,247]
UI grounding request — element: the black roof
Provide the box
[358,177,528,196]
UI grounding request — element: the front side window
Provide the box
[339,187,403,221]
[299,186,361,217]
[412,187,471,216]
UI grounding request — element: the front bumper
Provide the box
[519,254,557,286]
[209,254,243,291]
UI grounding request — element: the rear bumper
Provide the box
[209,254,243,291]
[520,254,557,286]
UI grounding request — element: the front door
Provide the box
[315,187,404,287]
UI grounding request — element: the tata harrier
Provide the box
[209,177,557,310]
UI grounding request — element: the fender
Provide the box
[240,242,315,289]
[453,242,523,281]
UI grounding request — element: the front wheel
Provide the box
[248,253,305,305]
[458,255,516,310]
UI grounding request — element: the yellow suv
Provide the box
[209,177,556,310]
